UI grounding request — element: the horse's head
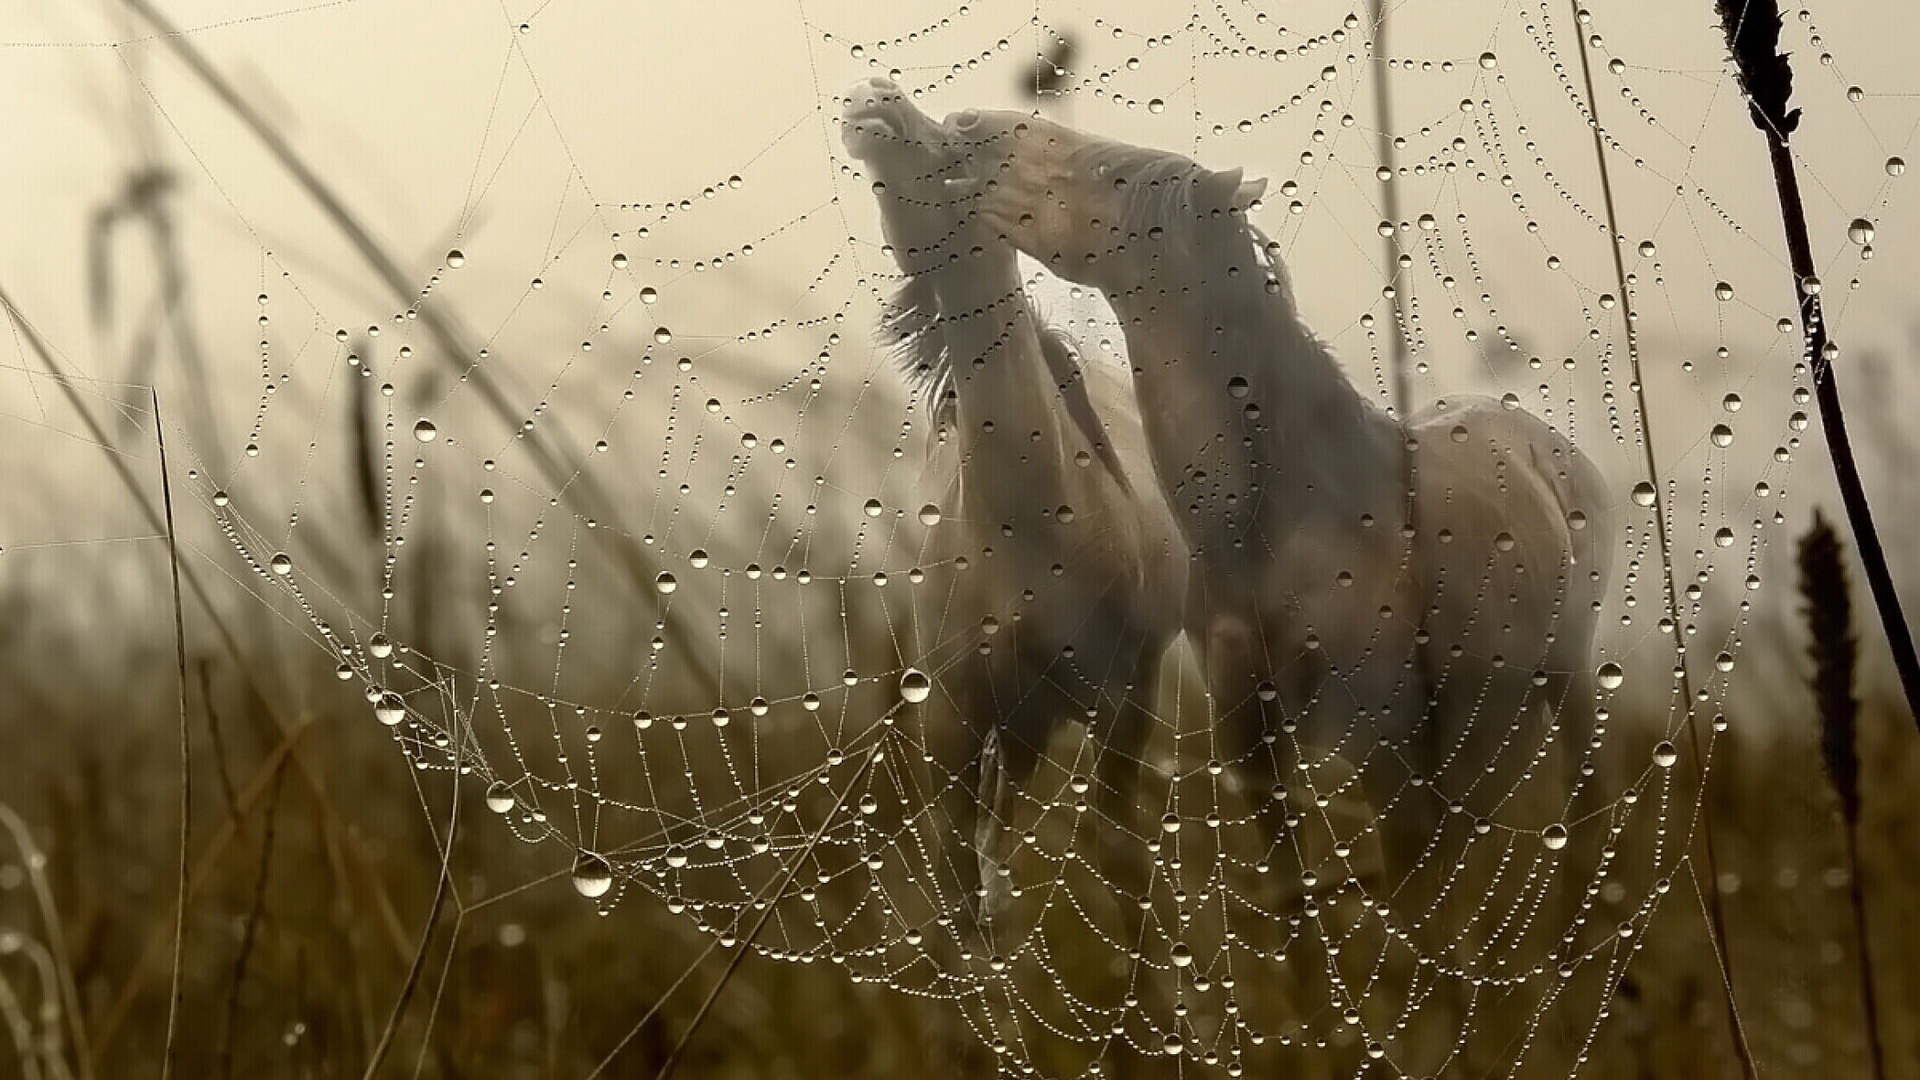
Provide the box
[943,109,1268,295]
[841,79,1007,276]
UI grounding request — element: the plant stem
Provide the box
[652,743,883,1080]
[1841,821,1889,1079]
[153,390,193,1080]
[1567,8,1757,1078]
[1762,134,1920,726]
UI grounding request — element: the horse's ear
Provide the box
[1196,167,1267,212]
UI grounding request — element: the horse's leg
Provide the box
[1198,612,1342,1080]
[925,671,995,1078]
[1092,652,1165,1079]
[976,713,1048,938]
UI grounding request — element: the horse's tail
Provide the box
[1525,431,1614,594]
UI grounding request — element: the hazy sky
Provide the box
[1,0,1916,700]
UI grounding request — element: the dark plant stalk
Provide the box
[1797,511,1889,1080]
[218,760,288,1080]
[153,390,192,1080]
[1566,9,1757,1078]
[1715,0,1920,728]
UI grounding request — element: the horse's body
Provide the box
[925,107,1615,1075]
[842,82,1186,952]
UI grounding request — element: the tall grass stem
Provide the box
[1567,7,1757,1076]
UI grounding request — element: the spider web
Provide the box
[5,0,1916,1076]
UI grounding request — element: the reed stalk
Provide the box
[1797,511,1889,1080]
[1714,0,1920,729]
[152,389,192,1080]
[1566,7,1756,1076]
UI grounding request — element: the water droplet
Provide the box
[572,852,613,898]
[1541,823,1569,850]
[1417,213,1437,231]
[1161,813,1182,834]
[1147,97,1166,113]
[413,419,438,443]
[1715,651,1735,673]
[1722,393,1742,413]
[1637,240,1656,258]
[1226,375,1250,398]
[640,286,658,304]
[653,327,673,344]
[368,634,393,658]
[445,249,465,268]
[1711,423,1734,447]
[1715,526,1736,548]
[374,691,406,726]
[1848,85,1865,102]
[1494,531,1516,552]
[1478,51,1498,69]
[1887,156,1906,176]
[864,498,885,518]
[1848,218,1875,245]
[270,552,293,576]
[1567,509,1588,530]
[1715,281,1735,301]
[689,549,710,569]
[655,571,677,594]
[918,503,942,526]
[1170,941,1194,965]
[1631,481,1656,507]
[1162,1034,1183,1055]
[1597,662,1625,690]
[1801,275,1822,296]
[899,667,932,703]
[1652,741,1678,768]
[485,781,515,813]
[611,252,629,270]
[1449,423,1470,443]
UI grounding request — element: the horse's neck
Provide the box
[933,264,1077,522]
[1114,247,1400,546]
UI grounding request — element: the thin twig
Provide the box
[1712,0,1920,727]
[217,758,287,1080]
[1566,8,1757,1078]
[117,0,721,703]
[197,661,243,834]
[359,706,462,1079]
[650,743,884,1080]
[151,389,193,1080]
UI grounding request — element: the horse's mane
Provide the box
[884,265,1135,496]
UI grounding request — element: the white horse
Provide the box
[843,82,1188,973]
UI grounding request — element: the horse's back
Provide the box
[1408,395,1611,666]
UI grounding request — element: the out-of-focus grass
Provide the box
[3,461,1918,1079]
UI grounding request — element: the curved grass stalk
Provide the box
[1566,8,1757,1077]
